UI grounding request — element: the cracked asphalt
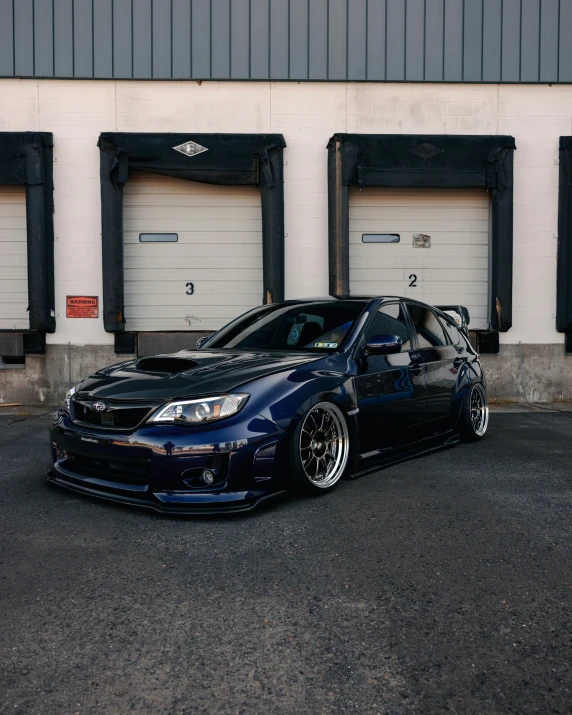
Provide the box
[1,411,571,714]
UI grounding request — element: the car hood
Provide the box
[75,349,324,402]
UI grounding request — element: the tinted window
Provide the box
[440,317,461,346]
[205,301,366,352]
[364,303,412,353]
[407,305,449,348]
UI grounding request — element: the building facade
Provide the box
[1,0,572,404]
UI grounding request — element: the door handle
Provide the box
[410,365,423,375]
[453,357,466,368]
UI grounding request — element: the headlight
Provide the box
[63,386,76,411]
[150,394,249,425]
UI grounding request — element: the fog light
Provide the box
[201,469,215,486]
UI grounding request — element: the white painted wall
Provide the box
[0,79,567,346]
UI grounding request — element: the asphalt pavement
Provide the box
[1,411,571,714]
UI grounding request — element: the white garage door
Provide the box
[349,187,491,330]
[123,172,263,332]
[0,186,28,330]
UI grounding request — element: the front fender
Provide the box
[242,365,361,476]
[243,367,356,430]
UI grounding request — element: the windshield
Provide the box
[204,301,366,352]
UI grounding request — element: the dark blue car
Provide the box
[48,297,488,514]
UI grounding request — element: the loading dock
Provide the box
[98,132,285,355]
[328,134,516,351]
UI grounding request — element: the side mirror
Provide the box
[365,334,402,356]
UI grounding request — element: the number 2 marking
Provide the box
[408,274,417,287]
[186,282,195,295]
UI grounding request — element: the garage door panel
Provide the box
[125,299,261,313]
[0,186,28,330]
[124,244,262,259]
[349,186,490,330]
[125,255,260,270]
[123,306,255,330]
[124,291,262,306]
[350,187,486,203]
[124,219,263,233]
[123,173,263,332]
[353,278,488,292]
[2,253,29,268]
[125,265,262,280]
[351,268,489,282]
[0,219,28,233]
[0,281,27,293]
[123,208,263,222]
[350,253,490,269]
[350,207,489,221]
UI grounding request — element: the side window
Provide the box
[407,305,449,348]
[363,303,412,353]
[440,318,461,346]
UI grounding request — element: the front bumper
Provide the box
[48,409,287,514]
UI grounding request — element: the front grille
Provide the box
[63,452,150,485]
[71,400,155,430]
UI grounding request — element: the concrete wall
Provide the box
[0,78,570,403]
[0,345,120,406]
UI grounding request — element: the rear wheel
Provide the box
[459,382,489,441]
[286,402,350,495]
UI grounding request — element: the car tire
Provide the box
[458,382,489,441]
[286,401,351,495]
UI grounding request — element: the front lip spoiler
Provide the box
[46,468,287,516]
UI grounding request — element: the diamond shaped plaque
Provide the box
[409,142,443,160]
[173,140,209,158]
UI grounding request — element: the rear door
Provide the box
[356,301,426,454]
[404,302,460,432]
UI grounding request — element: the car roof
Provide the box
[276,296,459,321]
[278,295,433,306]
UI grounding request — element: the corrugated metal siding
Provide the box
[0,0,570,82]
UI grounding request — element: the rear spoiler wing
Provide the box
[435,305,470,333]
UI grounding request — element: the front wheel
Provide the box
[286,402,350,495]
[459,382,489,441]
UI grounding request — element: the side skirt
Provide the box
[349,432,460,479]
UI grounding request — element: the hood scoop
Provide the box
[136,356,199,374]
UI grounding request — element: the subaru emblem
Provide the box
[92,401,108,413]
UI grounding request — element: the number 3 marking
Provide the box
[186,282,194,295]
[408,274,417,287]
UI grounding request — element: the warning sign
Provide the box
[66,296,99,319]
